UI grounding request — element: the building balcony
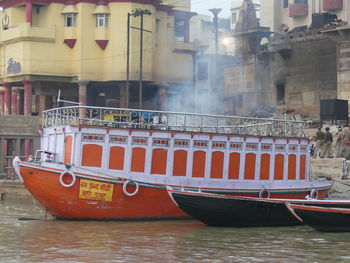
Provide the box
[323,0,343,11]
[173,40,198,54]
[289,4,308,17]
[0,23,55,44]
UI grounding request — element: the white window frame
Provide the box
[96,14,108,28]
[64,13,77,27]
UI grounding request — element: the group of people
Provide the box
[313,126,350,159]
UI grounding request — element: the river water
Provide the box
[1,201,350,263]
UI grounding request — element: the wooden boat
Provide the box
[13,106,333,220]
[287,204,350,232]
[167,188,350,227]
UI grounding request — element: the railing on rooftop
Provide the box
[42,106,309,138]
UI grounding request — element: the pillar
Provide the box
[3,83,11,115]
[24,139,31,156]
[15,138,20,156]
[0,91,4,115]
[78,80,89,118]
[25,0,32,24]
[17,89,23,115]
[23,80,32,116]
[11,90,17,115]
[0,139,4,173]
[39,95,46,115]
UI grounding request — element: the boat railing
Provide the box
[42,106,309,138]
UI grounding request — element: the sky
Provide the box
[191,0,235,18]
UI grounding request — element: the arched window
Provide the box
[82,144,103,167]
[192,151,206,178]
[274,154,284,180]
[131,147,146,173]
[109,146,125,170]
[260,154,270,180]
[228,153,240,180]
[244,153,256,180]
[210,152,224,179]
[64,135,73,164]
[173,150,187,176]
[288,154,297,180]
[151,148,168,175]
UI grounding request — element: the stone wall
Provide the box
[268,38,337,117]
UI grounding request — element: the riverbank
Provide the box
[1,158,350,203]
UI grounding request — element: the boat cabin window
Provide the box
[151,149,168,175]
[228,153,240,180]
[288,154,297,180]
[131,147,146,173]
[244,153,256,180]
[64,135,73,164]
[173,150,187,176]
[109,146,125,171]
[260,154,270,180]
[82,144,103,167]
[274,154,284,180]
[300,155,306,180]
[210,152,224,179]
[192,151,206,178]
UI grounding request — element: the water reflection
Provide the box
[1,202,350,263]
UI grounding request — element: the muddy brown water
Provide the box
[1,201,350,263]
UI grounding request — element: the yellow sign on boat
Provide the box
[79,179,114,202]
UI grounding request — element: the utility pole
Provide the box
[125,9,152,109]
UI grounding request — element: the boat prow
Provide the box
[287,204,350,232]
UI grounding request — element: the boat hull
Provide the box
[168,190,339,227]
[20,165,187,220]
[289,204,350,232]
[17,161,332,220]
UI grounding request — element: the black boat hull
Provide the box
[171,192,301,227]
[289,205,350,232]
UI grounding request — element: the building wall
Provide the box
[0,1,196,84]
[260,0,350,32]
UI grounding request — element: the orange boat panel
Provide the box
[228,153,240,180]
[109,146,125,170]
[288,154,297,180]
[260,153,270,180]
[274,154,284,180]
[151,148,167,175]
[82,144,102,167]
[131,147,146,173]
[64,135,72,164]
[20,166,187,220]
[244,153,256,180]
[300,155,306,180]
[192,151,206,178]
[210,152,224,179]
[173,150,187,176]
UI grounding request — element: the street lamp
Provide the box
[126,9,152,109]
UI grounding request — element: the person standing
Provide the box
[313,127,324,158]
[321,127,333,158]
[335,126,345,158]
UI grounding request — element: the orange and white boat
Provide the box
[13,106,332,220]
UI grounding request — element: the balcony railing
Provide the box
[42,106,309,138]
[289,3,308,17]
[323,0,343,10]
